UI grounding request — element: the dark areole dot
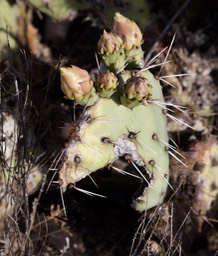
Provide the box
[101,137,111,144]
[148,159,155,166]
[74,155,81,164]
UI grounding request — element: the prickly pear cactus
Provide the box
[59,13,169,212]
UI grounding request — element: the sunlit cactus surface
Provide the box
[59,13,169,212]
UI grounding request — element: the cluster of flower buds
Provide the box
[98,12,144,72]
[60,13,148,108]
[60,65,120,105]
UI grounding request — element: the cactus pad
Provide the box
[59,13,169,212]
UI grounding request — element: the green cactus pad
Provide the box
[60,69,169,211]
[60,13,169,212]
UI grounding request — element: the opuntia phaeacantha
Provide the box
[59,13,169,212]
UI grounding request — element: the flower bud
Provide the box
[113,12,143,51]
[124,76,152,101]
[120,76,152,108]
[60,65,98,106]
[98,30,123,55]
[96,70,118,98]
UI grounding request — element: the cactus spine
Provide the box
[59,13,169,212]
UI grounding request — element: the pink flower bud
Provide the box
[124,76,152,102]
[60,65,93,101]
[96,70,118,98]
[113,12,143,50]
[97,70,118,91]
[98,30,123,55]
